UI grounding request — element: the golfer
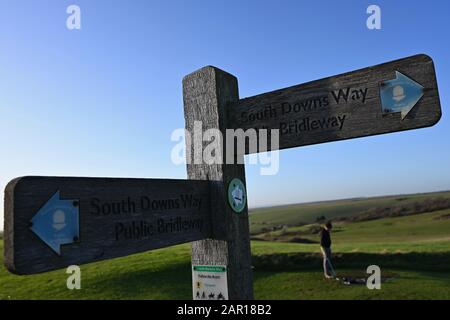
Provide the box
[320,221,336,279]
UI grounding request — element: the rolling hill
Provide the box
[249,190,450,234]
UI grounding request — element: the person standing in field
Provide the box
[320,221,337,279]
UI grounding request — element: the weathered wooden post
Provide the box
[183,67,253,299]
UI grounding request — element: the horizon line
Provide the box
[248,189,450,212]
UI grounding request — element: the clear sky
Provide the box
[1,0,450,229]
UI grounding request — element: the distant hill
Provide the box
[249,190,450,235]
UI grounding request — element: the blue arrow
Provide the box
[380,71,424,120]
[30,191,79,255]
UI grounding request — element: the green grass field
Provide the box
[249,190,450,234]
[1,192,450,300]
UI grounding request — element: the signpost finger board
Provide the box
[228,54,441,153]
[4,176,212,274]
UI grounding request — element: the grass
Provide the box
[1,192,450,300]
[0,240,194,300]
[253,270,450,300]
[2,236,449,299]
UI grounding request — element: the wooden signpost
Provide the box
[228,54,441,152]
[3,54,442,300]
[4,176,211,274]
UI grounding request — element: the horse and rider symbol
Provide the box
[195,290,225,300]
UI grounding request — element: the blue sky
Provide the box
[1,0,450,229]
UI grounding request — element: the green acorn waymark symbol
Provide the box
[227,178,246,213]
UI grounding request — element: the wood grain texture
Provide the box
[183,66,254,299]
[228,54,441,153]
[4,176,212,275]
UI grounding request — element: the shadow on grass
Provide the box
[252,252,450,272]
[86,261,193,299]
